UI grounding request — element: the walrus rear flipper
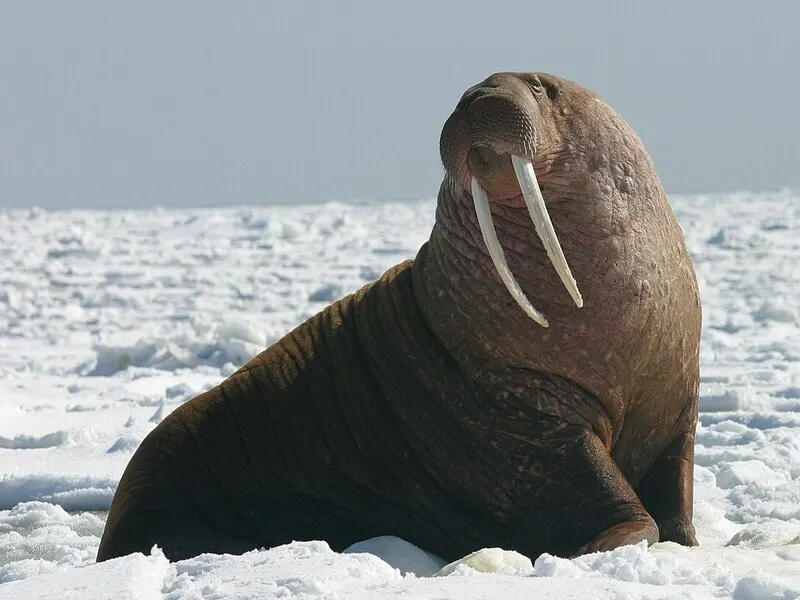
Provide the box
[96,509,259,562]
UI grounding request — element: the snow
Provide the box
[1,189,800,598]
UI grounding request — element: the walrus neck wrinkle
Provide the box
[413,182,584,378]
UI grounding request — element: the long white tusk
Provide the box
[471,177,549,327]
[511,155,583,308]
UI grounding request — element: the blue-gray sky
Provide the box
[1,2,798,209]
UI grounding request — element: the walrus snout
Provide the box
[441,73,540,193]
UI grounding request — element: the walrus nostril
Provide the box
[456,85,502,112]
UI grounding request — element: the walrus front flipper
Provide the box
[635,431,699,547]
[550,429,659,557]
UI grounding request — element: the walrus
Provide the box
[97,71,701,563]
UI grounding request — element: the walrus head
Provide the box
[419,70,692,390]
[439,72,587,327]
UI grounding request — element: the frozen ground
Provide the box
[1,190,799,599]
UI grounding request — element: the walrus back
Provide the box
[98,267,392,559]
[98,258,477,560]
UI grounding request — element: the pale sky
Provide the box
[1,1,798,209]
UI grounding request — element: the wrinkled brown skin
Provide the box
[97,72,701,563]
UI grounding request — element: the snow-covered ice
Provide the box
[1,190,799,598]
